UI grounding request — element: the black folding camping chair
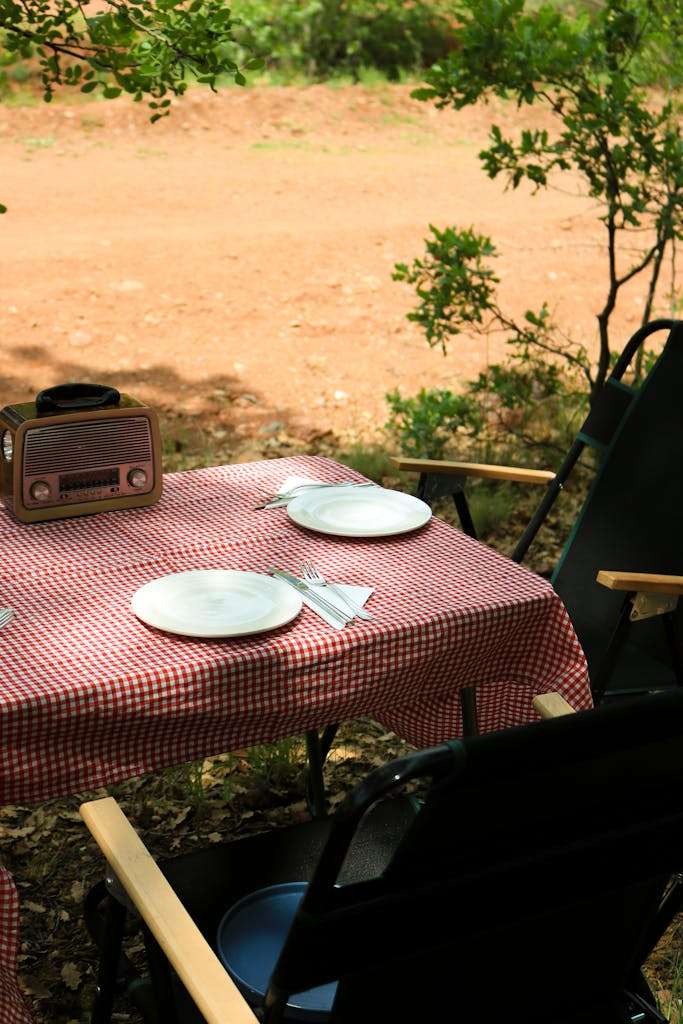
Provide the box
[80,688,683,1024]
[394,319,683,705]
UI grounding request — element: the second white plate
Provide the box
[131,570,303,638]
[287,485,432,538]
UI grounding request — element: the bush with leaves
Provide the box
[386,352,587,464]
[0,0,262,211]
[466,352,588,458]
[231,0,456,82]
[394,0,683,412]
[386,386,481,459]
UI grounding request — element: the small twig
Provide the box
[3,23,107,61]
[616,239,660,288]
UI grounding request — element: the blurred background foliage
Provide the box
[230,0,458,81]
[2,0,683,92]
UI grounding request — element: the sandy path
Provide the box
[0,84,670,451]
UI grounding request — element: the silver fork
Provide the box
[254,481,374,511]
[0,608,14,630]
[300,561,374,621]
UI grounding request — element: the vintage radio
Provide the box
[0,383,163,523]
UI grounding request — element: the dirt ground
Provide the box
[0,82,674,453]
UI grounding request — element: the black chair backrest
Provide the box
[267,690,683,1024]
[551,321,683,693]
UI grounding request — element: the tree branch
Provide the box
[595,205,618,400]
[616,239,660,287]
[2,23,107,61]
[492,306,594,387]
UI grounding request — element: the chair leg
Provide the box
[416,473,429,503]
[142,925,183,1024]
[597,600,683,703]
[90,894,127,1024]
[662,611,683,687]
[591,592,634,704]
[416,471,477,538]
[264,984,289,1024]
[452,491,477,539]
[625,987,668,1024]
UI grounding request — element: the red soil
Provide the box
[0,84,672,453]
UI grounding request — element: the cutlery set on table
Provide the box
[1,479,432,640]
[269,563,374,629]
[129,478,432,639]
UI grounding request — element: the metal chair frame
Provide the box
[410,320,683,710]
[81,690,683,1024]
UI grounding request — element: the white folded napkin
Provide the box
[268,475,328,507]
[278,475,326,494]
[301,580,374,630]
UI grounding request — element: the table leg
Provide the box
[460,687,479,738]
[305,724,339,819]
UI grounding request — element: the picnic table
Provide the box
[0,455,591,1022]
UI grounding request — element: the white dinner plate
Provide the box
[287,485,432,538]
[131,570,303,638]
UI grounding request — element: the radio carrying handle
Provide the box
[36,384,121,414]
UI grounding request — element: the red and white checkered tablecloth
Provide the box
[0,455,590,1022]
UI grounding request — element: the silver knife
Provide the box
[268,568,352,626]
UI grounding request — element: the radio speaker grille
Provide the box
[24,417,152,476]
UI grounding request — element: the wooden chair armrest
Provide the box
[391,456,554,486]
[532,693,577,719]
[80,797,258,1024]
[596,571,683,596]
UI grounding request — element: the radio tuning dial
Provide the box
[1,430,12,463]
[127,468,147,489]
[30,480,51,502]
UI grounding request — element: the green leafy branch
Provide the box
[401,0,683,402]
[393,224,593,388]
[0,0,263,211]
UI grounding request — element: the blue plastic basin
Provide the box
[216,881,337,1022]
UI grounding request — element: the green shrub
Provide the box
[467,354,588,461]
[385,346,588,471]
[464,479,515,537]
[337,444,396,482]
[245,738,303,785]
[386,386,481,459]
[232,0,456,81]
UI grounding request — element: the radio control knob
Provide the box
[30,480,51,502]
[127,468,147,489]
[1,430,12,463]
